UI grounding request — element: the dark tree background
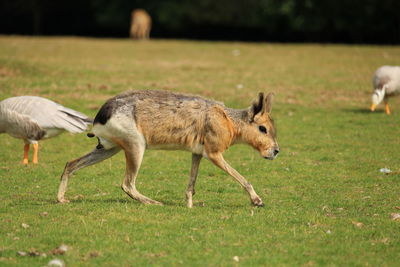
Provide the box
[0,0,399,43]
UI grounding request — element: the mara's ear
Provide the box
[264,92,274,114]
[248,92,264,121]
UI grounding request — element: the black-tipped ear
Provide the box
[249,92,264,121]
[253,92,264,114]
[264,93,274,114]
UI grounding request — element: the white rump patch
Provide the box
[97,136,116,150]
[93,113,145,149]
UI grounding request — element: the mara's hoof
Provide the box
[251,197,264,207]
[57,198,70,204]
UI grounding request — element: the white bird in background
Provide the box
[0,96,92,164]
[370,65,400,115]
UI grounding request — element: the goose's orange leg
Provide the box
[32,143,39,164]
[385,102,391,115]
[23,144,29,165]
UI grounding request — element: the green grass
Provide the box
[1,36,400,266]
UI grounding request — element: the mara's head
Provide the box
[243,92,279,160]
[371,87,386,111]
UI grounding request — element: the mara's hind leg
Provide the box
[121,142,162,205]
[186,154,202,208]
[57,147,121,203]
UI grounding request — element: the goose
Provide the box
[370,65,400,115]
[0,96,92,164]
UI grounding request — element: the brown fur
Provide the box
[58,90,279,207]
[130,9,151,40]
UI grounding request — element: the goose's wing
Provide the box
[0,101,45,141]
[373,66,400,94]
[0,96,92,134]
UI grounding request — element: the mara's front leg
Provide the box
[186,154,202,208]
[207,152,264,207]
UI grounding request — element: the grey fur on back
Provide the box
[94,90,223,125]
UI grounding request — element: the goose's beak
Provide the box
[370,103,376,112]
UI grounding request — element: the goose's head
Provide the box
[370,87,386,111]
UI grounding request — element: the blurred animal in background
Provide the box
[0,96,92,164]
[130,9,151,40]
[370,65,400,115]
[57,90,279,207]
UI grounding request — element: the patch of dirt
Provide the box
[0,67,19,77]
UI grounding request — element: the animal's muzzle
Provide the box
[263,147,280,160]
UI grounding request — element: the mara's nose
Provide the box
[273,148,280,156]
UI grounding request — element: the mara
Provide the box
[130,9,151,40]
[57,90,279,207]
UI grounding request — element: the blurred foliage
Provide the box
[0,0,399,43]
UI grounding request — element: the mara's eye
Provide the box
[259,125,267,134]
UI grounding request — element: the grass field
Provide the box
[1,36,400,266]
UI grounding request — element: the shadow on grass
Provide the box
[342,108,385,114]
[42,197,249,209]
